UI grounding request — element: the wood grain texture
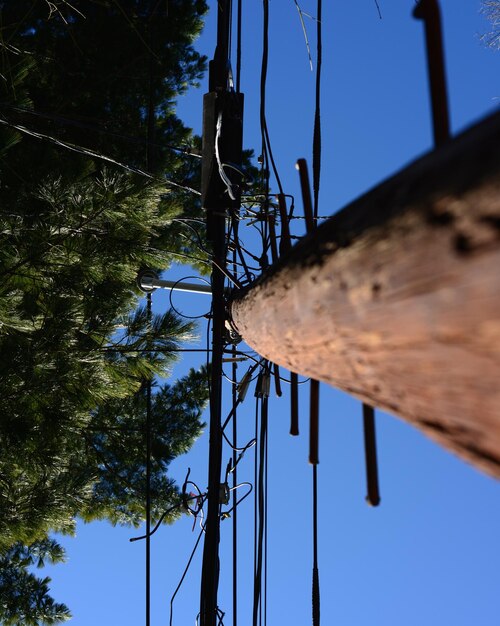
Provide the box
[231,111,500,477]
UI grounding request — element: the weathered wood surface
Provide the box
[231,110,500,477]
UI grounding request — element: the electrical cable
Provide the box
[169,526,205,626]
[253,397,259,626]
[236,0,242,93]
[312,0,322,221]
[222,482,253,518]
[129,494,203,542]
[231,304,238,626]
[264,397,269,626]
[145,292,152,626]
[253,395,268,626]
[312,464,320,626]
[0,103,202,157]
[260,0,285,199]
[216,112,237,200]
[222,430,256,453]
[168,275,212,320]
[0,116,201,196]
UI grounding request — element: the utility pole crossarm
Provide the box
[231,110,500,477]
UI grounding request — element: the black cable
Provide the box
[222,482,253,518]
[231,313,238,626]
[260,0,285,198]
[0,117,201,196]
[253,397,259,625]
[263,398,268,626]
[312,464,320,626]
[0,103,203,157]
[168,275,212,320]
[145,292,152,626]
[228,218,253,281]
[129,494,204,542]
[236,0,242,93]
[171,218,211,258]
[312,0,322,221]
[206,308,213,398]
[222,430,256,453]
[170,527,205,626]
[253,395,267,626]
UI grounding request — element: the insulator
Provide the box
[237,367,253,401]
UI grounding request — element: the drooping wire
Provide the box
[260,0,285,198]
[0,117,201,196]
[129,493,205,542]
[169,526,205,626]
[222,482,253,518]
[0,103,203,157]
[168,276,212,320]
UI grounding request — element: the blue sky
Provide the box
[43,2,500,625]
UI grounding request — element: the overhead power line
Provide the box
[0,116,201,195]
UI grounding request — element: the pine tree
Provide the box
[0,2,211,623]
[482,1,500,49]
[0,539,71,626]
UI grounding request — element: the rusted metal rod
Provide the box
[309,380,320,465]
[277,193,292,255]
[290,373,299,436]
[362,404,380,506]
[297,159,321,464]
[276,194,299,433]
[414,0,450,146]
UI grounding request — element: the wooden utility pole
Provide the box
[231,110,500,478]
[200,1,243,624]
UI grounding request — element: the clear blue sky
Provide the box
[44,2,500,625]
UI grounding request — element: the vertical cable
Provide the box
[260,0,285,197]
[312,0,322,220]
[306,25,323,610]
[264,397,268,626]
[236,0,242,92]
[253,392,267,626]
[145,292,152,626]
[312,464,320,626]
[253,397,259,620]
[232,247,238,626]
